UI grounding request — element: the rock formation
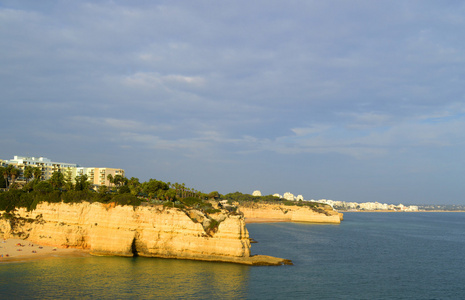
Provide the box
[0,202,291,265]
[239,203,343,224]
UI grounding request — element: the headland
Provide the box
[0,202,292,266]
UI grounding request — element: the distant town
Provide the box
[252,190,465,212]
[1,155,124,189]
[1,156,463,211]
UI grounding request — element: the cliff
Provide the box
[239,203,343,224]
[0,202,291,265]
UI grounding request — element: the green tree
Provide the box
[33,181,53,193]
[23,166,33,183]
[9,167,20,188]
[128,177,141,196]
[75,174,91,191]
[107,174,113,189]
[3,165,20,189]
[118,185,131,194]
[63,167,74,190]
[142,179,169,198]
[33,167,42,181]
[2,166,11,188]
[49,171,65,189]
[0,167,6,188]
[207,191,220,199]
[113,174,127,188]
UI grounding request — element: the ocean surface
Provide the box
[1,212,464,299]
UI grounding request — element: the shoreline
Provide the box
[0,237,291,266]
[339,210,465,213]
[245,218,290,224]
[0,238,89,263]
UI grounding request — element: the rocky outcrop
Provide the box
[239,203,343,224]
[0,202,291,265]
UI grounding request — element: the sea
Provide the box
[1,212,464,299]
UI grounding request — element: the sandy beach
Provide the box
[0,238,88,263]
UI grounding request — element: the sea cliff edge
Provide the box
[239,203,343,224]
[0,202,292,266]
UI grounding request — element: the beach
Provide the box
[0,238,88,263]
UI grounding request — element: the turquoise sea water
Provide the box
[1,212,464,299]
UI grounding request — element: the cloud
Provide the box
[122,72,205,89]
[2,1,465,203]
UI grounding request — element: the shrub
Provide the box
[0,190,21,212]
[112,193,141,206]
[33,181,53,194]
[62,190,91,203]
[18,193,34,210]
[181,197,204,207]
[204,208,221,214]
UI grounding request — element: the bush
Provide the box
[204,208,221,214]
[33,181,53,194]
[181,197,204,207]
[62,190,92,203]
[0,190,21,212]
[18,193,34,210]
[112,193,141,206]
[118,185,131,194]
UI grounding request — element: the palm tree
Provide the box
[23,166,33,183]
[3,166,10,188]
[9,167,19,187]
[113,175,121,188]
[0,166,8,189]
[107,174,113,189]
[33,167,42,181]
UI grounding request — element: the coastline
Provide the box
[339,210,465,213]
[245,218,290,224]
[0,238,89,263]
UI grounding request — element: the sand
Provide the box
[0,238,88,263]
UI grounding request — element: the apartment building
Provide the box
[2,156,124,186]
[4,156,77,181]
[76,167,124,186]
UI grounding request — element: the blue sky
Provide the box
[1,1,465,204]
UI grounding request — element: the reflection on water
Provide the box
[0,256,250,299]
[2,213,465,299]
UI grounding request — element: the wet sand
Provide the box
[0,238,89,263]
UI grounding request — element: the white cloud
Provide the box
[122,72,205,89]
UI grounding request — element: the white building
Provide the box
[5,156,77,181]
[252,190,262,196]
[283,192,295,201]
[2,155,124,187]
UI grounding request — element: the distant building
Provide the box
[76,167,124,186]
[283,192,295,201]
[252,190,262,196]
[4,156,77,181]
[2,155,124,187]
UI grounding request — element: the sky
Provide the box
[1,1,465,205]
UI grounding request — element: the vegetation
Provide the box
[0,164,334,224]
[222,191,332,213]
[0,171,222,216]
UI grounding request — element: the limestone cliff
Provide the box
[239,203,343,224]
[0,202,291,265]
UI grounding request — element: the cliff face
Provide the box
[0,202,267,264]
[239,203,343,224]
